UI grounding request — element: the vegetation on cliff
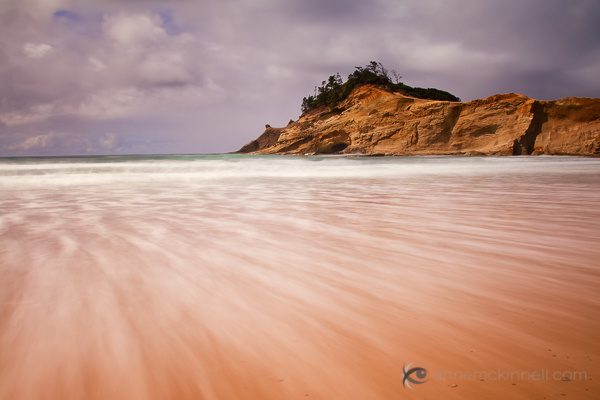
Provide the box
[301,61,461,113]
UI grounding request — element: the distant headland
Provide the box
[238,62,600,156]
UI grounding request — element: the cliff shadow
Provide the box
[514,101,548,155]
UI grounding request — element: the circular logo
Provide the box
[403,362,428,390]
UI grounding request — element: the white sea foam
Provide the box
[0,155,598,189]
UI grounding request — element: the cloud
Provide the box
[101,11,199,86]
[104,12,166,48]
[9,133,60,151]
[98,132,120,150]
[88,57,106,71]
[5,130,122,154]
[23,43,53,58]
[0,6,208,129]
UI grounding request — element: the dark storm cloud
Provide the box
[285,0,387,23]
[1,0,599,156]
[374,0,600,99]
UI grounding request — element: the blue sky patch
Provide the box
[53,9,81,22]
[155,9,182,35]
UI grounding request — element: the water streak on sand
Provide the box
[0,155,599,399]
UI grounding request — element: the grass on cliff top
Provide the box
[301,61,461,114]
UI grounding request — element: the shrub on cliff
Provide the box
[301,62,461,113]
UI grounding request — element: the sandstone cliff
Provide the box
[238,86,600,156]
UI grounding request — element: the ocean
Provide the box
[0,155,599,399]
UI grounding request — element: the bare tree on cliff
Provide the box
[377,62,389,81]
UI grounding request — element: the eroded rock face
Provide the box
[237,86,600,156]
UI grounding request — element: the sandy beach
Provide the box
[0,155,598,399]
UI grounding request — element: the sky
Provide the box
[1,0,599,156]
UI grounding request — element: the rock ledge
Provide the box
[238,86,600,156]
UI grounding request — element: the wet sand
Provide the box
[0,156,598,399]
